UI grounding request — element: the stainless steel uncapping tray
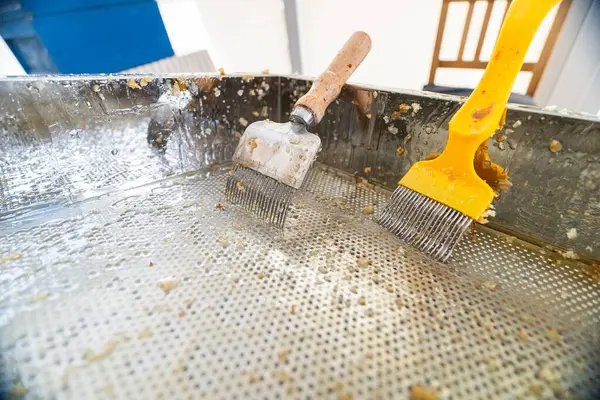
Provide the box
[0,74,599,399]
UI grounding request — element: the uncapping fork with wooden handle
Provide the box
[226,31,372,227]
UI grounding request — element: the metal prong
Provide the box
[378,185,471,262]
[226,166,293,229]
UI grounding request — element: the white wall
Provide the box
[193,0,292,74]
[157,0,559,94]
[115,0,600,114]
[297,0,441,90]
[157,0,212,57]
[297,0,556,92]
[540,0,600,114]
[0,36,26,76]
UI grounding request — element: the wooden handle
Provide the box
[295,31,372,125]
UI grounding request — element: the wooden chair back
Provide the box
[428,0,572,96]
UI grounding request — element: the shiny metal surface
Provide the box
[278,77,600,262]
[289,105,314,127]
[226,166,293,228]
[0,74,599,399]
[1,163,599,399]
[0,74,598,259]
[379,185,472,262]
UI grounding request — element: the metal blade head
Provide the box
[232,121,321,189]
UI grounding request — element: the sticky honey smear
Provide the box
[424,141,511,194]
[473,143,511,193]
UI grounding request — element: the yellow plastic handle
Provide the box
[449,0,561,143]
[400,0,562,220]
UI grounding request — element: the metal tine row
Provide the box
[416,206,461,260]
[434,214,471,262]
[378,185,472,262]
[421,208,462,256]
[397,196,438,241]
[389,190,429,236]
[275,182,292,227]
[225,166,293,229]
[378,186,413,229]
[404,199,446,244]
[224,167,237,200]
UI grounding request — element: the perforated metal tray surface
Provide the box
[1,164,599,399]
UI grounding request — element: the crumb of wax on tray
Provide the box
[517,328,529,341]
[528,383,544,396]
[481,280,498,291]
[137,327,153,339]
[549,139,562,153]
[127,78,141,90]
[139,77,153,87]
[278,349,289,364]
[30,292,49,304]
[410,384,439,400]
[546,327,562,341]
[8,382,28,397]
[157,277,179,294]
[560,250,578,260]
[247,371,259,384]
[83,340,118,363]
[356,257,370,268]
[362,206,374,215]
[0,252,22,264]
[335,382,352,400]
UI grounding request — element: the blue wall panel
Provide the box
[26,0,174,73]
[22,0,151,16]
[0,1,59,73]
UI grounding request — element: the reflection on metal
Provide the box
[0,73,598,261]
[0,73,599,399]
